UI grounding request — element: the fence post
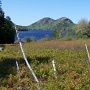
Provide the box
[16,61,20,80]
[85,44,90,61]
[15,25,39,83]
[16,61,22,90]
[52,60,57,78]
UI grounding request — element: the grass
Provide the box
[0,39,90,90]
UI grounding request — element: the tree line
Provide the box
[0,0,15,44]
[53,19,90,40]
[76,19,90,38]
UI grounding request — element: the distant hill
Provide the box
[28,17,76,30]
[16,25,29,31]
[28,17,55,30]
[16,17,76,31]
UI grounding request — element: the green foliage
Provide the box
[86,21,90,37]
[76,19,90,38]
[26,38,32,42]
[0,2,15,44]
[0,19,16,44]
[0,5,4,24]
[16,25,29,31]
[52,30,59,39]
[62,33,73,41]
[6,16,11,21]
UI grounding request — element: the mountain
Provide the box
[56,17,73,23]
[28,17,76,30]
[28,17,55,30]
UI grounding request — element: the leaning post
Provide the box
[85,44,90,61]
[15,25,39,83]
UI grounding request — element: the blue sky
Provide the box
[2,0,90,26]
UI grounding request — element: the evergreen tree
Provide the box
[0,0,4,24]
[52,29,59,39]
[0,0,16,44]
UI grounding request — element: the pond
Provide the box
[15,30,54,42]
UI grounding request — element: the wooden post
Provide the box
[85,44,90,61]
[16,61,20,80]
[52,60,57,78]
[15,25,39,83]
[16,61,22,90]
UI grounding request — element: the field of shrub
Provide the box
[0,39,90,90]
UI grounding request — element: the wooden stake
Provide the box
[52,60,57,78]
[15,25,39,83]
[16,61,20,80]
[85,44,90,61]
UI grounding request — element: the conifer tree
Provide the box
[0,0,16,44]
[0,0,4,24]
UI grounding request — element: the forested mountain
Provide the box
[28,17,76,30]
[17,17,76,31]
[28,17,55,30]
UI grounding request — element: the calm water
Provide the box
[15,30,54,42]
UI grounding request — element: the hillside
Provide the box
[28,17,76,30]
[28,17,55,30]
